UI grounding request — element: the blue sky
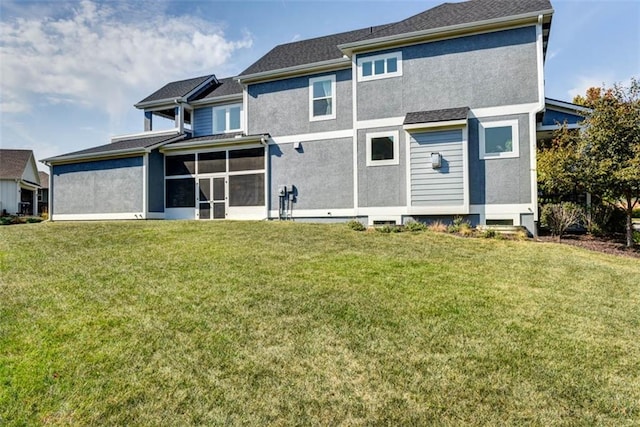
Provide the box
[1,0,638,171]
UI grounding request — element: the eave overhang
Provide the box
[134,75,219,109]
[161,134,271,153]
[189,93,243,107]
[236,57,351,85]
[338,9,554,56]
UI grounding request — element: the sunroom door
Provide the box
[198,177,226,220]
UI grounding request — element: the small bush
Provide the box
[541,203,584,240]
[481,229,497,239]
[448,216,472,234]
[404,221,426,232]
[26,217,43,223]
[633,231,640,245]
[346,220,366,231]
[457,222,474,237]
[376,225,402,233]
[514,229,530,241]
[427,221,448,233]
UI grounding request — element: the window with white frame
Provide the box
[479,119,519,159]
[366,131,400,166]
[212,104,243,134]
[357,52,402,81]
[309,75,336,121]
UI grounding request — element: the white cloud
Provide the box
[0,0,252,122]
[567,74,634,100]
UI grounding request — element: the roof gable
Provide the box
[0,149,40,184]
[136,75,216,105]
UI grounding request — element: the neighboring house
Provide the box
[0,149,41,216]
[38,171,49,215]
[44,0,582,233]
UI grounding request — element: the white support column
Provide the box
[144,111,153,131]
[175,104,185,134]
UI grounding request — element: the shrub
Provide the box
[427,220,448,233]
[541,203,584,241]
[448,216,472,234]
[481,229,497,239]
[458,222,474,237]
[346,220,366,231]
[404,221,426,232]
[633,208,640,218]
[633,231,640,245]
[514,228,530,241]
[587,202,627,235]
[376,224,402,233]
[26,217,42,223]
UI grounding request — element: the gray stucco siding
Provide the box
[147,149,164,213]
[52,157,144,214]
[248,69,352,137]
[357,127,406,207]
[357,26,539,121]
[269,137,353,210]
[468,113,532,205]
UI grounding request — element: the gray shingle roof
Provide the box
[360,0,552,41]
[404,107,470,125]
[240,0,552,76]
[192,77,243,100]
[45,133,186,161]
[137,75,214,104]
[239,25,389,76]
[38,172,49,189]
[0,149,33,180]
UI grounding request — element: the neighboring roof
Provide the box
[38,172,49,189]
[43,132,186,163]
[0,149,34,180]
[192,77,243,101]
[360,0,552,41]
[404,107,470,125]
[240,0,553,77]
[136,75,215,105]
[238,25,388,76]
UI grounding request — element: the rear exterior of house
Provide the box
[44,0,569,234]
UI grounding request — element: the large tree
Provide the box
[539,78,640,247]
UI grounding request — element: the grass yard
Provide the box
[1,221,639,425]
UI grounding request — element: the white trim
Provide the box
[51,212,146,221]
[366,130,399,166]
[236,57,351,84]
[111,128,181,143]
[268,208,355,218]
[461,125,470,210]
[352,54,359,212]
[367,216,402,226]
[356,116,405,130]
[536,124,581,132]
[404,131,412,212]
[357,51,402,82]
[309,74,336,121]
[544,98,590,113]
[479,119,520,159]
[471,103,539,118]
[470,203,534,215]
[243,87,249,134]
[406,205,470,215]
[212,103,243,134]
[142,153,148,218]
[270,129,353,144]
[189,93,243,107]
[403,119,467,131]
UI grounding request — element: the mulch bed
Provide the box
[537,233,640,259]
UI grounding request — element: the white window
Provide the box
[357,52,402,81]
[366,131,400,166]
[309,75,336,121]
[212,104,243,134]
[479,119,519,159]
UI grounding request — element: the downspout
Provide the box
[531,14,546,237]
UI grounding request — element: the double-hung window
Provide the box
[479,119,519,159]
[309,75,336,121]
[212,104,243,134]
[358,52,402,81]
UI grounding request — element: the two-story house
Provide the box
[43,0,585,233]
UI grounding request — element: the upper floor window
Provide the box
[357,52,402,82]
[309,75,336,121]
[366,130,400,166]
[212,104,243,134]
[479,119,519,159]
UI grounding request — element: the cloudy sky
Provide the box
[1,0,638,170]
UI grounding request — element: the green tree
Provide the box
[538,78,640,247]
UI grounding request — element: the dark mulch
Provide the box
[537,233,640,259]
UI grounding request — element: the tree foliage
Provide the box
[538,78,640,247]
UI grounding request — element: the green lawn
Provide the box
[1,221,639,425]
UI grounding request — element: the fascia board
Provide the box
[236,57,351,84]
[184,75,219,101]
[160,134,269,153]
[544,98,591,113]
[338,10,553,55]
[403,119,467,131]
[42,148,146,165]
[189,93,243,107]
[134,97,184,110]
[111,129,182,143]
